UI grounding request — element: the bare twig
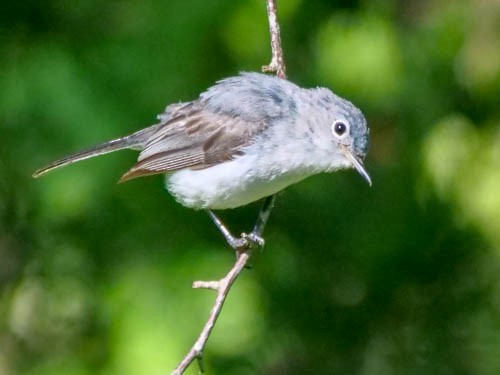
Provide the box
[262,0,287,79]
[172,250,252,375]
[171,1,286,373]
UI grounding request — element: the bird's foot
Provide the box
[207,210,265,252]
[226,232,265,251]
[240,232,265,249]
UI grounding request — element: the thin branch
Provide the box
[171,251,252,375]
[262,0,287,79]
[171,1,287,373]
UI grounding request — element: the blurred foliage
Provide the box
[1,0,499,374]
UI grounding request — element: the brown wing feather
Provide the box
[119,103,266,182]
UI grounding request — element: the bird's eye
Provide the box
[332,120,349,138]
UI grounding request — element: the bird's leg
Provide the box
[207,195,275,251]
[241,195,276,248]
[250,195,275,241]
[207,210,250,250]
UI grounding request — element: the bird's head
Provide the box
[312,88,371,185]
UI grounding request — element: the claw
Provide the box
[241,232,265,249]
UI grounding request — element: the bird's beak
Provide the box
[343,148,372,186]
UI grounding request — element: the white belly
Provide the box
[165,153,313,210]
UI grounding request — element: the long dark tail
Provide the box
[33,124,161,178]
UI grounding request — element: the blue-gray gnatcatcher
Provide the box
[34,73,370,246]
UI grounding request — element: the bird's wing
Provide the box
[119,102,267,182]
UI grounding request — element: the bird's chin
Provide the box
[322,151,350,173]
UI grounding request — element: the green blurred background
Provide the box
[1,0,499,374]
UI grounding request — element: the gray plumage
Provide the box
[34,72,370,209]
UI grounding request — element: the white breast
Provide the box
[165,153,309,209]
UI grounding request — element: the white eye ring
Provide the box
[332,120,350,139]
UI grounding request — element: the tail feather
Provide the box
[33,124,164,178]
[33,136,134,178]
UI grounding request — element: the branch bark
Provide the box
[262,0,287,79]
[171,1,287,373]
[171,251,252,375]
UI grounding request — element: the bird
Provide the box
[34,72,370,247]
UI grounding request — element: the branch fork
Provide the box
[172,250,252,375]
